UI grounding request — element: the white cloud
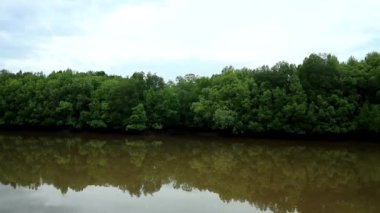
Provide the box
[1,0,380,78]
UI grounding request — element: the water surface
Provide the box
[0,133,379,213]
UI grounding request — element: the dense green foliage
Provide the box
[1,52,380,135]
[1,134,380,212]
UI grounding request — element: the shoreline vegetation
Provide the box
[1,52,380,138]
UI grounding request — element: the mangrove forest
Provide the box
[1,52,380,135]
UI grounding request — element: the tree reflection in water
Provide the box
[0,134,379,213]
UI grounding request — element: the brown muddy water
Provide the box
[0,132,379,213]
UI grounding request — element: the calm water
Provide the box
[0,133,379,213]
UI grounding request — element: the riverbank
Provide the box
[1,126,379,142]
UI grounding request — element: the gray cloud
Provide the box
[0,1,81,60]
[0,0,379,78]
[0,0,126,59]
[0,0,165,61]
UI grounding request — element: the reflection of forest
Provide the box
[0,134,379,213]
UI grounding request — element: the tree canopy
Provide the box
[1,52,380,135]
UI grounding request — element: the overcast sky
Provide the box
[1,0,379,79]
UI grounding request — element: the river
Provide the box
[0,132,379,213]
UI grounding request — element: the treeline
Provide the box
[1,52,380,135]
